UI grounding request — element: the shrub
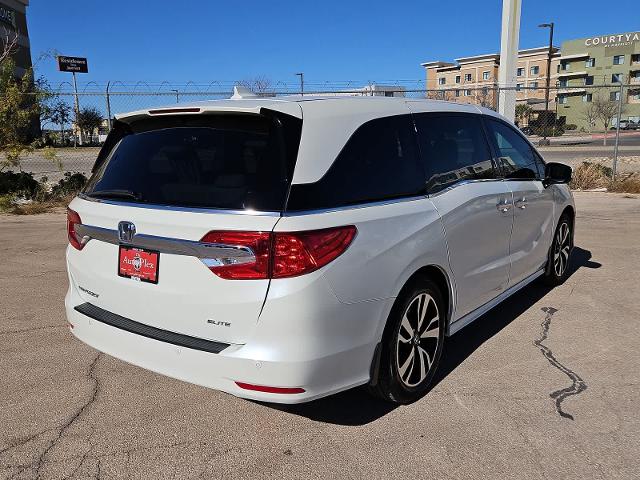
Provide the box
[609,173,640,194]
[51,172,87,197]
[0,171,40,198]
[569,162,611,190]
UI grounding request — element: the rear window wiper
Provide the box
[89,189,144,201]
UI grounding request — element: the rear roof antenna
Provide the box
[231,85,258,99]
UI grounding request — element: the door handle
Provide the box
[496,200,512,213]
[514,197,527,209]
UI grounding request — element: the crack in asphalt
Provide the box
[32,353,102,479]
[534,307,587,420]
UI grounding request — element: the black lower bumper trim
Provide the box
[74,303,230,354]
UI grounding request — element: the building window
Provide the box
[455,75,461,84]
[529,81,539,90]
[530,65,540,76]
[464,73,472,82]
[613,55,625,65]
[482,71,490,80]
[558,79,568,88]
[585,58,595,68]
[558,95,567,105]
[438,77,446,85]
[516,83,524,91]
[464,89,472,96]
[560,61,569,71]
[584,75,594,86]
[517,67,524,77]
[582,94,593,102]
[612,73,622,83]
[632,54,640,65]
[455,89,461,97]
[610,91,620,101]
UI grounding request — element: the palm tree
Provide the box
[515,103,533,127]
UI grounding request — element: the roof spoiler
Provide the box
[231,85,259,99]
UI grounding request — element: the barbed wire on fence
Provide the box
[4,82,639,183]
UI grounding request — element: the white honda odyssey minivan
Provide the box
[65,95,574,404]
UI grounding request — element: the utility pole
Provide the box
[72,71,81,146]
[612,78,624,180]
[105,81,112,132]
[539,22,555,145]
[295,72,304,96]
[497,0,522,122]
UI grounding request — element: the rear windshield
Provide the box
[83,112,301,212]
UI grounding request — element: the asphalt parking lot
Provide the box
[1,192,639,479]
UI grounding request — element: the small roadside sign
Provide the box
[57,56,89,73]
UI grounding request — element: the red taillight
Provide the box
[272,226,357,278]
[67,208,84,250]
[200,231,272,279]
[235,382,305,394]
[200,226,356,280]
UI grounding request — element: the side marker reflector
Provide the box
[235,382,305,394]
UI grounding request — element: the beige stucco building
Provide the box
[421,47,560,110]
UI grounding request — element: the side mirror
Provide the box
[544,162,572,186]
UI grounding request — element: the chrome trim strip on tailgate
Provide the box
[74,303,231,354]
[74,224,255,262]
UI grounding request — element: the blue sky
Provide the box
[28,0,639,88]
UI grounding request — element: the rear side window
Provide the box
[83,113,301,211]
[413,113,495,193]
[286,115,425,211]
[486,119,542,179]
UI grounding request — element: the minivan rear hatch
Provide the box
[67,108,302,345]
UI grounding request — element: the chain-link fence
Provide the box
[6,83,640,182]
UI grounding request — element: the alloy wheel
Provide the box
[553,222,570,277]
[395,293,440,388]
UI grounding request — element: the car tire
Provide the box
[368,276,446,404]
[542,214,573,286]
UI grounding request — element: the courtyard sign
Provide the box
[585,32,640,48]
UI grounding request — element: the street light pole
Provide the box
[539,22,555,145]
[295,72,304,96]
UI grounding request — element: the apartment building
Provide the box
[556,31,640,128]
[0,0,31,77]
[421,47,560,110]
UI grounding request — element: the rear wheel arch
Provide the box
[378,265,452,345]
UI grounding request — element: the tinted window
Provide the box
[414,114,495,193]
[84,113,301,211]
[286,115,424,211]
[487,119,541,179]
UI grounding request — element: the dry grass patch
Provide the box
[570,162,640,194]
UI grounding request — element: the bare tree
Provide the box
[580,102,598,134]
[237,75,273,96]
[593,91,625,146]
[1,28,18,65]
[475,87,497,110]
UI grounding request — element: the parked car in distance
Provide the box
[65,95,574,404]
[610,120,640,130]
[519,125,533,135]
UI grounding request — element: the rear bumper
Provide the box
[65,280,388,404]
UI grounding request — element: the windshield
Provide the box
[83,112,301,212]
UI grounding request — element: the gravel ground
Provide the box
[0,192,639,479]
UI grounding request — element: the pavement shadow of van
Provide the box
[268,247,600,426]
